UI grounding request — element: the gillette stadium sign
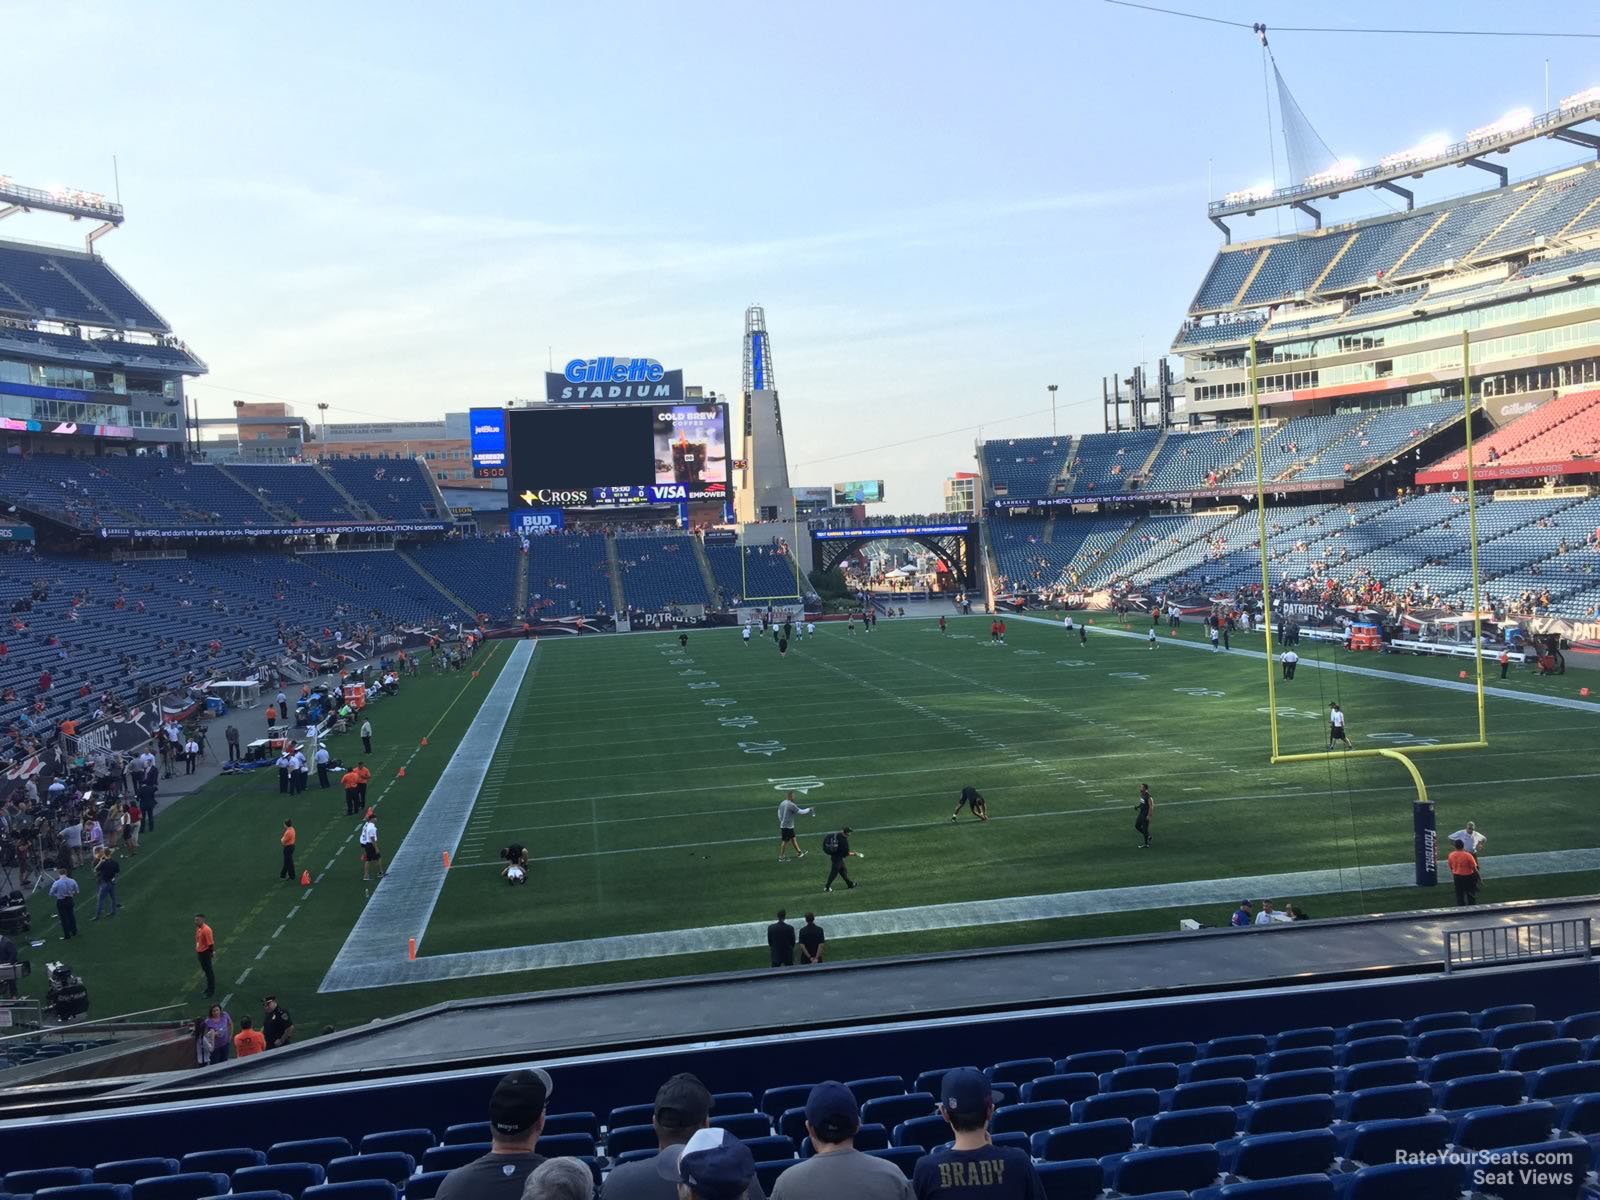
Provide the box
[546,357,684,403]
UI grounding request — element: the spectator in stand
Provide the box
[655,1129,756,1200]
[772,1082,912,1199]
[1230,900,1254,927]
[913,1068,1045,1199]
[600,1072,769,1200]
[524,1158,593,1200]
[434,1069,553,1200]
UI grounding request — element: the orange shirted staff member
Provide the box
[341,766,362,817]
[280,819,297,882]
[1446,839,1480,907]
[233,1016,266,1057]
[195,913,216,998]
[355,761,371,809]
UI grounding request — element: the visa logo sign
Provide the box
[565,357,665,384]
[649,484,688,501]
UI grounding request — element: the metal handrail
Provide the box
[1443,917,1593,973]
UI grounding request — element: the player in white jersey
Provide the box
[1327,702,1350,750]
[777,791,815,861]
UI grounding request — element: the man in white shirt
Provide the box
[776,791,815,862]
[360,718,373,755]
[314,744,331,789]
[359,810,383,881]
[1281,649,1299,679]
[1449,822,1486,855]
[137,749,156,773]
[1254,899,1292,925]
[289,748,308,794]
[275,751,292,795]
[183,737,200,775]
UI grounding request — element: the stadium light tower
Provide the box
[736,306,794,525]
[1048,383,1059,436]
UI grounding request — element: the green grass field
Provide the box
[14,616,1599,1035]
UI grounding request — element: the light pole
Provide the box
[1048,384,1059,436]
[316,402,329,457]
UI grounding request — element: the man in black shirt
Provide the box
[434,1068,551,1200]
[767,910,795,967]
[797,913,825,965]
[824,827,860,892]
[951,787,988,823]
[263,995,294,1049]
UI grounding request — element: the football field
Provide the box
[18,615,1600,1032]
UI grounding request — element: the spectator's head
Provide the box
[1465,822,1475,833]
[264,996,278,1013]
[775,909,786,922]
[195,913,206,928]
[1261,900,1274,915]
[1453,839,1465,851]
[520,1157,593,1200]
[841,825,853,836]
[940,1067,999,1134]
[804,1081,860,1149]
[803,911,815,925]
[239,1016,253,1031]
[655,1127,755,1200]
[488,1068,553,1150]
[652,1072,713,1146]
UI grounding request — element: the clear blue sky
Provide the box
[3,1,1597,509]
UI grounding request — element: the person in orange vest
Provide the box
[1498,649,1510,680]
[279,819,297,881]
[233,1016,266,1057]
[341,767,362,817]
[355,761,371,808]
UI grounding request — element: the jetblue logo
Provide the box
[565,357,664,384]
[473,423,501,435]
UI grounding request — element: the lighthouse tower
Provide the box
[735,305,794,523]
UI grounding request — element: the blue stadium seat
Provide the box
[609,1151,656,1168]
[800,1124,889,1157]
[1506,1040,1583,1074]
[1206,1036,1271,1060]
[1408,1011,1473,1037]
[7,1173,95,1194]
[440,1122,490,1147]
[988,1058,1055,1087]
[1340,1021,1405,1044]
[1133,1107,1238,1148]
[1478,1005,1539,1030]
[267,1144,352,1170]
[1242,1096,1335,1135]
[893,1115,949,1149]
[1072,1088,1160,1124]
[741,1136,794,1164]
[754,1162,788,1194]
[1271,1029,1335,1052]
[1557,1012,1600,1041]
[604,1126,657,1157]
[302,1184,396,1200]
[34,1186,132,1200]
[1339,1038,1410,1068]
[1199,1174,1335,1200]
[178,1153,263,1177]
[540,1114,599,1139]
[1333,1160,1464,1200]
[228,1192,291,1200]
[1132,1042,1199,1066]
[400,1172,447,1200]
[993,1100,1073,1137]
[1412,1028,1485,1058]
[1104,1064,1181,1093]
[709,1114,770,1141]
[1110,1144,1221,1196]
[357,1134,432,1163]
[535,1133,597,1159]
[1424,1047,1501,1083]
[230,1167,326,1200]
[1187,1056,1259,1083]
[1227,1130,1337,1181]
[1165,1078,1251,1111]
[1339,1060,1419,1092]
[1529,1061,1600,1100]
[844,1076,905,1105]
[991,1082,1021,1109]
[1034,1119,1135,1162]
[778,1107,809,1144]
[1261,1048,1336,1075]
[1452,1102,1559,1151]
[1435,1070,1526,1112]
[1493,1022,1559,1051]
[93,1163,179,1187]
[1058,1051,1125,1077]
[131,1176,231,1200]
[1336,1083,1432,1123]
[712,1091,755,1113]
[1470,1137,1589,1200]
[323,1157,413,1187]
[606,1105,656,1131]
[913,1067,976,1094]
[419,1146,486,1175]
[761,1085,817,1121]
[1036,1159,1104,1200]
[865,1147,922,1179]
[1022,1074,1099,1105]
[1561,1095,1600,1136]
[1252,1070,1336,1102]
[1337,1115,1451,1165]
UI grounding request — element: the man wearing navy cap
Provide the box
[656,1127,756,1199]
[911,1068,1044,1199]
[434,1068,551,1200]
[770,1082,912,1199]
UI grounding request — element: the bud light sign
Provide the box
[511,508,564,535]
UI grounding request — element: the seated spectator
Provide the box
[435,1069,554,1200]
[771,1082,913,1198]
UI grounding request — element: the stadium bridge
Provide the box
[809,520,980,591]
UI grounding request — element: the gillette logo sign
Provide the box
[565,357,665,384]
[547,360,683,402]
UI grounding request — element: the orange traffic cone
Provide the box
[1087,618,1095,625]
[1458,670,1467,679]
[396,766,406,778]
[408,937,416,961]
[442,850,451,869]
[299,869,311,886]
[1582,687,1592,698]
[471,671,479,679]
[419,736,428,747]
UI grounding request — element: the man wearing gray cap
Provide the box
[771,1082,912,1199]
[435,1068,552,1200]
[600,1074,767,1200]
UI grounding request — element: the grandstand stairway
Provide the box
[394,549,478,619]
[690,536,721,604]
[604,535,627,614]
[1042,512,1056,544]
[1131,430,1169,486]
[318,469,379,521]
[512,547,530,616]
[213,462,298,522]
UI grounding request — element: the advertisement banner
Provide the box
[97,521,449,539]
[813,523,970,539]
[1414,801,1438,887]
[0,524,35,542]
[68,705,159,759]
[545,359,684,403]
[511,508,564,535]
[469,407,507,479]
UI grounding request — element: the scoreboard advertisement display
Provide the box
[506,402,730,509]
